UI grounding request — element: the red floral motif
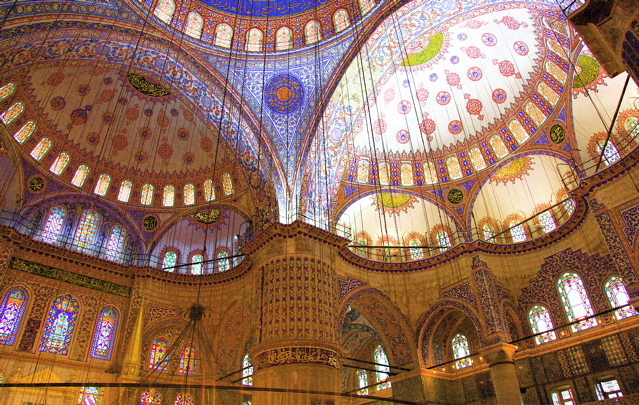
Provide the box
[384,87,395,103]
[50,96,65,111]
[182,109,193,122]
[77,84,90,96]
[70,109,88,125]
[467,67,483,81]
[448,120,463,134]
[513,41,529,56]
[99,89,114,103]
[135,151,148,164]
[102,112,114,124]
[157,111,170,128]
[112,134,128,151]
[396,129,410,144]
[201,136,213,152]
[446,70,461,89]
[139,126,152,140]
[419,117,436,135]
[416,87,429,103]
[177,127,189,141]
[465,46,483,58]
[466,98,484,120]
[158,138,173,159]
[492,88,507,104]
[183,152,195,165]
[86,132,99,145]
[372,118,387,135]
[436,91,451,105]
[481,33,497,47]
[125,106,139,121]
[397,100,411,115]
[45,72,65,87]
[461,20,487,29]
[494,16,528,30]
[494,59,521,79]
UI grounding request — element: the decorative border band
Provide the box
[253,346,340,370]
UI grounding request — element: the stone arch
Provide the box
[141,317,188,372]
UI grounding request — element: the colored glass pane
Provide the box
[508,120,529,144]
[401,164,413,185]
[409,238,423,260]
[191,254,203,275]
[597,141,621,166]
[357,160,369,183]
[0,83,15,101]
[604,276,638,320]
[538,82,560,106]
[539,211,556,233]
[185,11,203,39]
[184,184,195,205]
[42,206,66,243]
[563,198,575,217]
[72,165,90,187]
[624,116,639,137]
[204,180,215,201]
[246,29,263,51]
[38,294,79,355]
[452,333,472,369]
[469,148,486,170]
[0,287,28,346]
[153,0,174,24]
[334,9,350,33]
[90,306,119,360]
[178,344,198,375]
[546,61,567,83]
[510,222,526,243]
[528,305,557,344]
[374,345,391,390]
[437,230,451,252]
[217,251,230,272]
[482,224,495,241]
[163,185,175,207]
[557,273,597,331]
[357,369,368,395]
[77,386,103,405]
[118,181,132,202]
[242,354,253,386]
[162,251,177,271]
[140,389,162,405]
[222,173,234,195]
[305,21,321,44]
[174,394,194,405]
[105,225,126,262]
[141,184,154,205]
[446,156,462,180]
[149,338,170,370]
[378,163,390,185]
[276,27,293,50]
[356,237,368,257]
[30,138,51,161]
[525,101,546,126]
[94,174,111,196]
[50,153,70,175]
[215,24,233,48]
[489,136,509,159]
[0,102,23,125]
[74,210,100,252]
[423,162,437,184]
[359,0,374,14]
[14,121,35,144]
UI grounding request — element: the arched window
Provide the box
[163,185,175,207]
[184,184,195,205]
[374,345,391,390]
[436,230,451,252]
[105,225,126,262]
[490,136,509,159]
[0,102,23,125]
[378,162,390,185]
[217,251,230,272]
[557,273,597,331]
[162,251,177,271]
[469,148,486,171]
[30,138,51,161]
[357,159,369,183]
[38,294,79,355]
[563,198,576,217]
[0,83,15,101]
[333,9,350,33]
[203,179,215,201]
[446,156,462,180]
[242,354,253,386]
[482,223,495,241]
[77,386,103,405]
[452,333,472,369]
[90,306,119,360]
[178,343,198,374]
[185,11,204,39]
[190,254,203,275]
[118,181,132,202]
[141,184,154,205]
[149,338,170,370]
[408,238,423,260]
[597,140,621,166]
[401,164,413,185]
[153,0,175,24]
[305,20,321,44]
[215,23,233,48]
[73,210,100,252]
[356,369,368,395]
[510,222,526,243]
[538,210,556,233]
[72,165,90,187]
[509,120,529,144]
[604,276,638,320]
[140,389,162,405]
[359,0,374,14]
[42,206,66,244]
[94,174,111,196]
[276,27,293,50]
[174,394,194,405]
[0,287,28,346]
[222,173,234,195]
[50,153,70,175]
[528,305,557,344]
[246,29,263,52]
[14,121,35,144]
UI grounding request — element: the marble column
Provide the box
[479,343,522,405]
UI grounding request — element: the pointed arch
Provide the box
[0,102,23,125]
[38,294,80,355]
[72,165,90,187]
[94,174,111,196]
[0,83,15,101]
[215,23,233,48]
[0,286,29,346]
[246,28,263,52]
[452,333,472,369]
[50,153,70,175]
[528,305,557,344]
[374,345,391,390]
[162,250,178,271]
[557,272,597,331]
[163,185,175,207]
[105,225,127,262]
[149,337,170,370]
[333,9,350,33]
[204,179,215,201]
[77,386,103,404]
[14,121,35,144]
[141,184,154,205]
[184,184,195,205]
[153,0,175,24]
[118,181,132,202]
[305,20,321,44]
[276,26,293,50]
[90,306,119,360]
[74,209,101,252]
[178,343,198,374]
[30,138,51,161]
[185,11,204,39]
[41,205,66,244]
[604,276,637,320]
[140,389,162,404]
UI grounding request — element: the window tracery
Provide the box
[1,102,23,125]
[557,272,597,331]
[357,159,369,183]
[153,0,175,24]
[30,138,51,161]
[305,20,321,44]
[374,345,391,390]
[510,222,526,243]
[184,184,195,205]
[469,148,486,171]
[0,287,28,346]
[185,11,203,39]
[597,140,621,166]
[401,164,413,185]
[90,306,119,360]
[408,237,423,260]
[378,162,390,185]
[604,276,637,320]
[242,354,253,386]
[334,9,350,33]
[490,136,509,159]
[178,343,198,374]
[482,223,495,241]
[452,333,472,369]
[118,181,132,202]
[72,165,90,187]
[222,173,234,195]
[105,225,126,262]
[141,184,154,205]
[246,29,263,52]
[217,251,230,272]
[204,179,215,201]
[42,206,66,244]
[140,389,162,404]
[50,153,70,175]
[39,294,79,355]
[163,185,175,207]
[94,174,111,196]
[538,210,556,233]
[528,305,557,344]
[276,27,293,50]
[215,23,233,48]
[73,210,101,252]
[0,83,15,101]
[14,121,35,144]
[446,156,463,180]
[436,230,452,252]
[191,254,203,275]
[174,394,194,405]
[149,338,170,370]
[162,251,177,271]
[77,386,103,405]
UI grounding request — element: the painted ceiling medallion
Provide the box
[264,74,304,114]
[401,32,447,68]
[490,157,534,184]
[191,209,222,224]
[572,53,607,95]
[375,192,416,214]
[126,72,170,97]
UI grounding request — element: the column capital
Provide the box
[479,342,518,366]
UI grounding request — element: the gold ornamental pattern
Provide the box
[254,346,340,370]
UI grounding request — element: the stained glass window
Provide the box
[77,386,103,405]
[185,11,203,39]
[624,116,639,138]
[242,354,253,386]
[604,276,638,320]
[539,211,556,233]
[538,82,560,106]
[359,0,374,14]
[222,173,234,195]
[14,121,35,144]
[217,251,230,272]
[149,338,170,370]
[184,184,195,205]
[508,120,529,144]
[153,0,174,24]
[597,141,621,166]
[305,20,321,44]
[178,343,198,375]
[374,345,391,390]
[30,138,51,161]
[50,153,70,175]
[38,294,79,355]
[557,273,597,331]
[357,160,369,183]
[563,198,576,217]
[90,306,119,360]
[105,225,126,262]
[174,394,194,405]
[546,61,567,82]
[140,389,162,405]
[490,136,509,159]
[163,185,175,207]
[357,369,368,395]
[409,238,423,260]
[525,102,546,126]
[162,251,177,271]
[215,24,233,48]
[400,164,413,185]
[510,222,526,243]
[423,162,438,184]
[74,210,100,252]
[204,180,215,201]
[42,206,66,244]
[191,254,203,275]
[246,29,263,52]
[452,333,472,369]
[551,386,575,405]
[0,102,24,125]
[276,27,293,50]
[72,165,90,187]
[94,174,111,196]
[334,9,350,33]
[378,162,390,185]
[141,184,154,205]
[446,156,463,180]
[0,287,28,346]
[437,230,451,252]
[469,148,486,171]
[528,305,557,344]
[0,83,15,101]
[482,224,495,241]
[118,181,132,202]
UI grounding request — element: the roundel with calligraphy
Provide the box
[264,74,305,114]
